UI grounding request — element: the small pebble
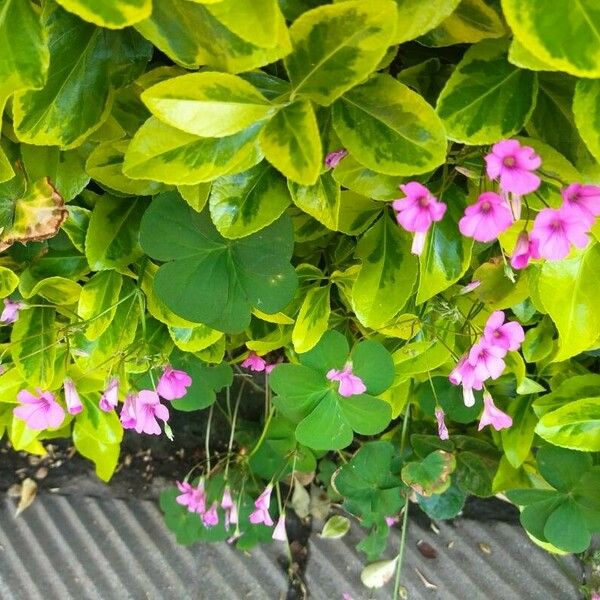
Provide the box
[35,467,48,480]
[478,542,492,555]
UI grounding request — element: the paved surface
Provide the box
[0,493,583,599]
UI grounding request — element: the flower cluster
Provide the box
[391,139,600,268]
[12,365,192,435]
[448,310,524,431]
[241,351,279,374]
[175,480,286,542]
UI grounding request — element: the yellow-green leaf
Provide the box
[292,285,331,353]
[78,271,123,340]
[54,0,151,29]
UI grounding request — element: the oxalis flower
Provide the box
[249,484,274,526]
[241,351,267,372]
[510,232,539,270]
[13,389,65,431]
[63,379,83,415]
[221,486,238,529]
[99,378,119,412]
[392,182,447,255]
[326,363,366,397]
[324,148,348,169]
[561,183,600,227]
[459,192,514,243]
[272,513,287,542]
[483,311,524,353]
[1,298,24,324]
[202,502,219,527]
[156,365,192,400]
[133,390,169,435]
[449,356,484,408]
[478,391,512,432]
[176,479,206,514]
[468,340,506,382]
[120,394,138,430]
[435,408,449,441]
[484,139,541,195]
[530,207,589,261]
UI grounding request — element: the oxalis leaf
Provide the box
[270,331,393,450]
[402,450,456,496]
[139,191,298,333]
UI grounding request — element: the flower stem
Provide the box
[246,405,274,460]
[205,404,214,474]
[224,381,244,480]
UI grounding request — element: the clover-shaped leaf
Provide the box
[401,450,456,497]
[140,191,298,333]
[506,446,600,553]
[270,330,393,450]
[333,441,404,526]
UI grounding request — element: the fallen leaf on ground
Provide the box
[15,478,37,517]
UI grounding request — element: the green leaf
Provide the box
[417,482,467,520]
[321,515,351,539]
[538,243,600,361]
[178,183,211,213]
[21,145,90,202]
[135,0,290,72]
[535,398,600,452]
[472,261,529,309]
[393,0,461,44]
[78,271,123,340]
[139,192,297,333]
[0,177,67,252]
[299,329,350,376]
[22,276,81,306]
[11,307,56,388]
[208,162,291,239]
[14,6,151,148]
[54,0,151,28]
[351,340,395,397]
[352,215,418,329]
[85,195,148,271]
[417,186,473,303]
[526,74,589,169]
[502,0,600,78]
[508,38,556,72]
[0,267,19,298]
[86,140,167,197]
[333,74,446,176]
[522,317,554,363]
[168,325,222,353]
[0,0,49,111]
[501,397,537,468]
[402,450,456,496]
[284,0,397,105]
[334,441,404,525]
[9,417,41,451]
[533,375,600,418]
[573,79,600,163]
[536,445,592,492]
[73,396,123,481]
[331,154,404,201]
[543,500,590,553]
[260,99,322,186]
[123,117,263,185]
[292,285,331,353]
[436,39,537,144]
[170,354,232,412]
[202,0,282,49]
[142,72,277,138]
[288,172,340,230]
[455,450,496,497]
[419,0,504,47]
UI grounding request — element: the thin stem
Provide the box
[246,406,274,460]
[393,400,411,598]
[205,404,214,474]
[224,381,244,480]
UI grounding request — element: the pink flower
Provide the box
[530,207,590,261]
[1,299,24,324]
[459,192,514,242]
[458,280,481,294]
[202,501,219,527]
[510,231,539,270]
[272,513,287,541]
[119,394,137,429]
[561,183,600,226]
[468,340,506,381]
[484,139,541,195]
[176,479,206,514]
[133,390,169,435]
[221,486,237,529]
[241,351,267,372]
[326,364,366,397]
[249,484,274,526]
[63,379,83,415]
[13,389,65,431]
[478,391,512,432]
[99,378,119,412]
[156,366,192,400]
[435,408,449,440]
[449,356,484,407]
[385,516,399,527]
[325,149,348,168]
[392,182,447,255]
[590,593,600,600]
[483,311,524,353]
